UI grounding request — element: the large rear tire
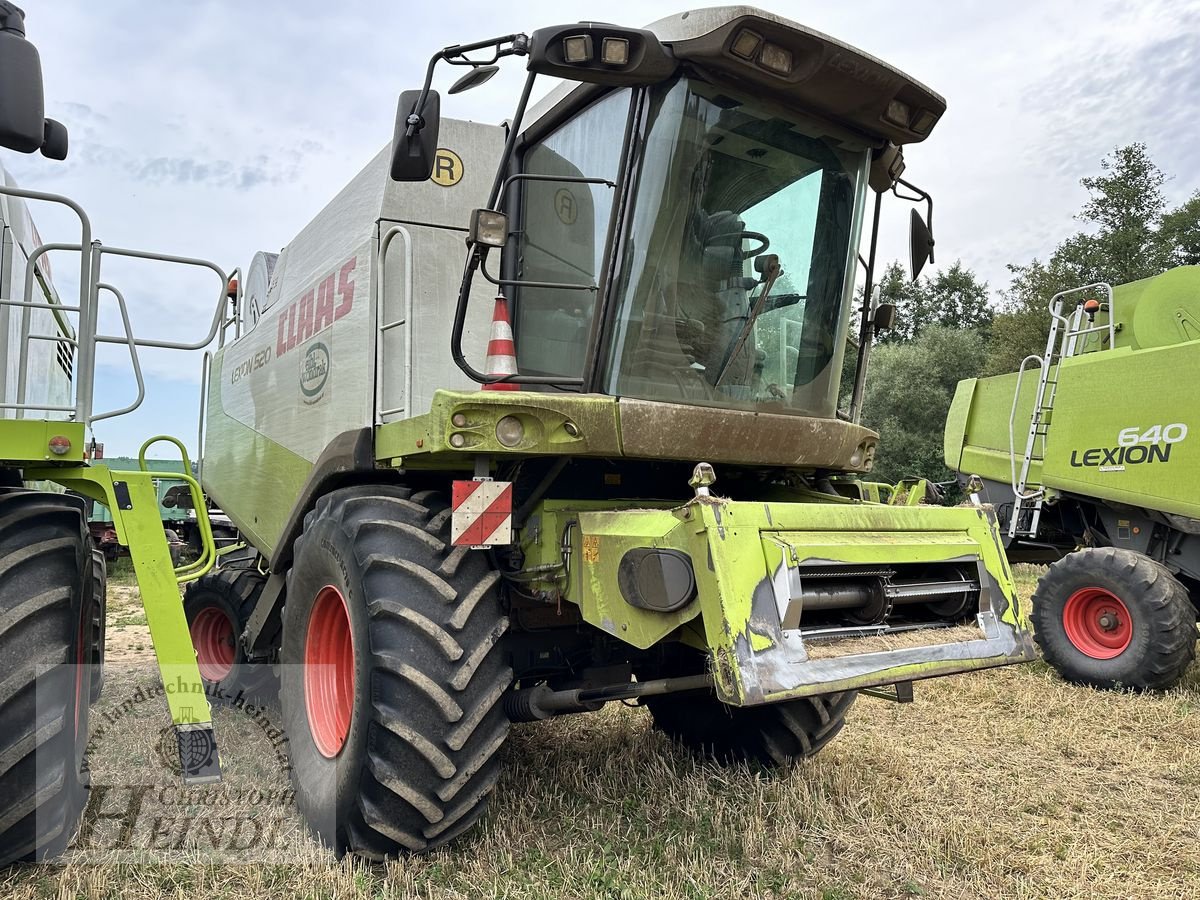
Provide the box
[642,648,854,765]
[280,485,511,856]
[184,567,277,703]
[1032,547,1196,690]
[0,491,94,865]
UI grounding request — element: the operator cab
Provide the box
[515,75,866,419]
[391,7,941,426]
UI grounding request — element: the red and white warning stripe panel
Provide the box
[451,479,514,547]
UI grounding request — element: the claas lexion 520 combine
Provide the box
[186,7,1036,855]
[0,5,1036,864]
[946,268,1200,691]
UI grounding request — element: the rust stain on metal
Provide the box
[582,534,600,564]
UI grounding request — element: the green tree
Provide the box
[985,143,1197,375]
[1160,190,1200,266]
[1075,142,1170,282]
[861,326,987,485]
[875,260,992,344]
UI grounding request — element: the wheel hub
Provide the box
[190,606,236,682]
[1062,587,1133,659]
[304,585,355,758]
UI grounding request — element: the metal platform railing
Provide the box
[0,183,234,429]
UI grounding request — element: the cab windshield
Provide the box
[603,77,867,417]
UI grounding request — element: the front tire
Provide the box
[1032,547,1197,690]
[642,649,855,765]
[0,492,94,865]
[280,485,511,856]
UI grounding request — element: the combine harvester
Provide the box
[188,7,1036,855]
[946,268,1200,690]
[0,4,241,865]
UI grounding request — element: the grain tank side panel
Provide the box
[203,119,505,551]
[202,150,389,542]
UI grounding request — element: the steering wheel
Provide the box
[705,230,770,259]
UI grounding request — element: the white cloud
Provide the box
[4,0,1198,454]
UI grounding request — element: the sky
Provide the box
[5,0,1199,456]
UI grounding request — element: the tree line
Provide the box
[859,143,1200,485]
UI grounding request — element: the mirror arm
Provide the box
[406,33,530,139]
[449,68,539,387]
[895,176,935,264]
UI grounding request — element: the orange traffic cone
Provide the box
[483,294,519,391]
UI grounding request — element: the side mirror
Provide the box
[873,302,897,332]
[909,209,935,281]
[0,25,49,154]
[449,65,499,95]
[40,118,68,160]
[390,89,441,182]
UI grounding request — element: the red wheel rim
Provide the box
[304,585,355,758]
[1063,587,1133,659]
[191,607,236,682]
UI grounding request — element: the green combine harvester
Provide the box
[946,267,1200,690]
[181,7,1036,856]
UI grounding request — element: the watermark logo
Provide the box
[58,674,308,863]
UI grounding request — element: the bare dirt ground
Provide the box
[3,564,1200,899]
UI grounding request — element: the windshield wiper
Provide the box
[714,254,785,387]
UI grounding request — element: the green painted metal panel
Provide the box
[948,279,1200,521]
[374,389,623,466]
[0,419,86,464]
[25,462,219,769]
[87,456,189,524]
[520,497,1032,706]
[200,354,319,559]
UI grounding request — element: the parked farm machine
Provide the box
[0,3,240,865]
[181,7,1036,856]
[0,4,1039,865]
[946,267,1200,690]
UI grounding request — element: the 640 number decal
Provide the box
[1070,423,1188,472]
[1117,423,1189,446]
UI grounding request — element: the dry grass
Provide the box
[4,565,1200,898]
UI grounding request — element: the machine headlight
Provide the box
[618,549,697,613]
[885,98,912,128]
[495,415,525,448]
[468,209,508,248]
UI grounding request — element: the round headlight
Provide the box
[495,415,525,448]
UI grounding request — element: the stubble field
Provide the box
[3,564,1199,899]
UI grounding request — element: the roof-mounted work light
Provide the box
[529,23,676,86]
